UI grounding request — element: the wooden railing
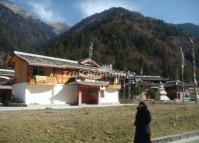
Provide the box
[29,75,70,85]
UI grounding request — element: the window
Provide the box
[32,67,44,76]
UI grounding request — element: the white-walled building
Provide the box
[8,51,125,105]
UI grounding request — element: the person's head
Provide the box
[137,101,147,110]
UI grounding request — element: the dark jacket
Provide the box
[134,105,151,143]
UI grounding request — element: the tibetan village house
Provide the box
[8,51,125,105]
[164,80,193,101]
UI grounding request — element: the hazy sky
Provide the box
[9,0,199,25]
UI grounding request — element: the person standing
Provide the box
[134,101,152,143]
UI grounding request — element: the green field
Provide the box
[1,103,199,143]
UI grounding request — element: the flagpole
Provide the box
[180,47,185,102]
[89,42,93,59]
[189,37,198,103]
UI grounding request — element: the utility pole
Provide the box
[180,47,185,102]
[189,37,198,103]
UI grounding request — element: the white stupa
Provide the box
[156,82,170,101]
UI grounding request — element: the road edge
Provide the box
[152,130,199,143]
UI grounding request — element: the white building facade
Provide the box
[9,51,124,105]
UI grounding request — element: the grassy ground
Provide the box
[1,103,199,143]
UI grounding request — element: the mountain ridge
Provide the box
[0,0,38,19]
[0,0,70,34]
[44,7,199,81]
[0,3,58,67]
[176,23,199,38]
[46,22,70,34]
[0,3,56,48]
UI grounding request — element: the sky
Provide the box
[8,0,199,25]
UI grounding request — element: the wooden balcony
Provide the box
[29,75,70,85]
[108,84,122,90]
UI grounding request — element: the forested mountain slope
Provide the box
[44,7,199,81]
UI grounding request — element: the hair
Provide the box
[139,101,147,107]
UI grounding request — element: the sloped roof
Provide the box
[136,79,154,86]
[79,58,101,68]
[136,75,169,82]
[8,51,126,76]
[0,69,15,76]
[165,80,182,87]
[70,80,109,87]
[13,51,78,67]
[165,80,192,87]
[98,66,126,76]
[0,69,15,85]
[10,51,97,70]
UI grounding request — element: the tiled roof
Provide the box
[165,80,182,87]
[11,51,125,76]
[136,75,169,81]
[0,69,15,76]
[13,51,100,70]
[98,68,126,76]
[0,69,15,85]
[70,81,109,87]
[136,79,154,86]
[165,80,192,87]
[79,58,101,68]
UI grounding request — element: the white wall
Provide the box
[12,83,120,105]
[26,84,77,105]
[100,88,119,104]
[12,83,27,103]
[12,83,77,105]
[26,85,53,105]
[52,85,77,104]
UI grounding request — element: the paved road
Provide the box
[169,136,199,143]
[0,104,136,111]
[189,140,199,143]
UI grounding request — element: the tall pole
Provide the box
[189,37,198,103]
[180,47,185,102]
[89,42,93,59]
[127,71,131,99]
[123,77,126,98]
[123,67,126,99]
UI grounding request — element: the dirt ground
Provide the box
[0,103,199,143]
